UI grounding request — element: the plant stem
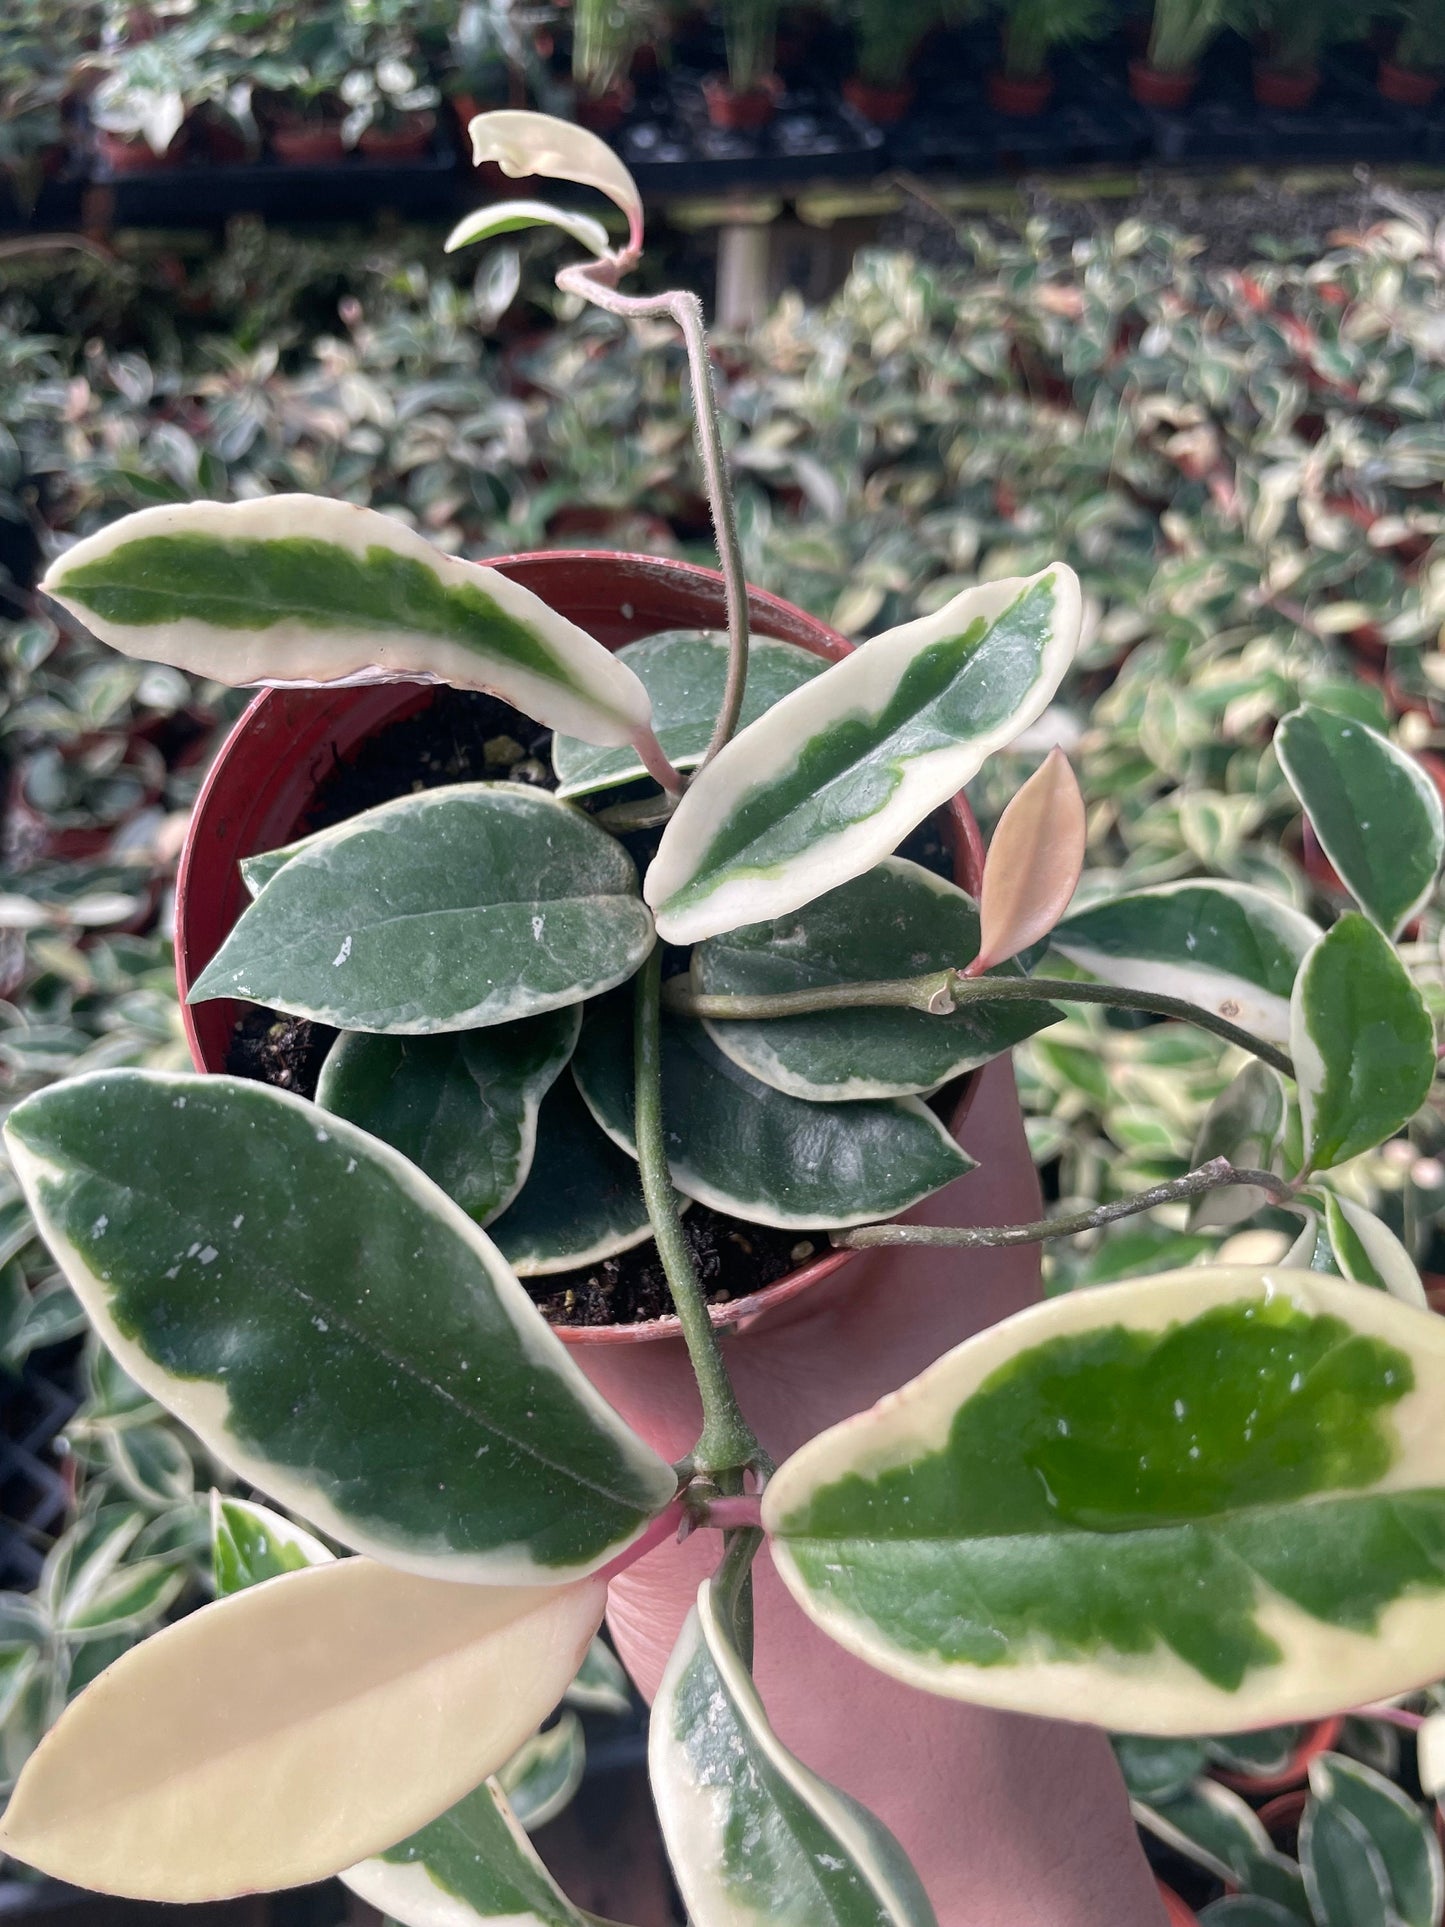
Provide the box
[634,948,762,1477]
[556,260,751,768]
[711,1518,765,1669]
[664,970,1296,1078]
[832,1157,1292,1250]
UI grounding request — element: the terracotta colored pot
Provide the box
[702,73,780,130]
[576,83,633,134]
[1378,57,1441,106]
[270,120,347,164]
[1211,1715,1343,1796]
[174,552,987,1347]
[841,74,915,123]
[1157,1884,1200,1927]
[1256,1788,1309,1851]
[96,128,176,172]
[1128,58,1197,108]
[988,68,1055,116]
[358,110,437,160]
[1253,61,1320,109]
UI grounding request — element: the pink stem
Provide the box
[702,1494,764,1530]
[596,1498,687,1583]
[1352,1702,1427,1731]
[632,726,686,797]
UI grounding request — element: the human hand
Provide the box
[576,1058,1167,1927]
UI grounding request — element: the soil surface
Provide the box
[221,686,846,1328]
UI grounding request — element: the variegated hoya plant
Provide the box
[2,113,1445,1927]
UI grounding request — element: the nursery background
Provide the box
[8,2,1445,1924]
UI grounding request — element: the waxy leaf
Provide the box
[1199,1903,1304,1926]
[1134,1779,1275,1883]
[191,785,654,1033]
[1418,1712,1445,1799]
[651,1577,938,1927]
[1292,914,1435,1173]
[1053,880,1321,1049]
[5,1070,676,1583]
[1300,1791,1397,1927]
[972,748,1085,975]
[763,1267,1445,1733]
[488,1072,656,1276]
[40,497,651,747]
[565,1634,632,1716]
[573,1002,973,1228]
[498,1712,586,1831]
[1307,1752,1443,1927]
[212,1493,333,1597]
[317,1010,581,1226]
[1276,704,1445,937]
[468,110,643,249]
[0,1558,606,1901]
[692,858,1060,1100]
[1188,1062,1286,1232]
[551,631,826,799]
[1111,1735,1208,1804]
[343,1777,596,1927]
[445,198,610,259]
[1316,1191,1427,1307]
[646,567,1083,944]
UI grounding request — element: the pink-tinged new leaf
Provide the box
[968,748,1085,976]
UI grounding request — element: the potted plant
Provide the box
[841,0,940,123]
[572,0,653,130]
[1130,0,1241,106]
[988,0,1110,116]
[341,52,441,156]
[1249,0,1357,107]
[703,0,781,130]
[6,112,1445,1927]
[250,0,357,164]
[1380,0,1445,104]
[86,14,249,171]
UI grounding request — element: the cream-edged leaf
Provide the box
[5,1069,677,1585]
[645,567,1082,945]
[191,786,654,1033]
[445,198,610,259]
[1307,1750,1443,1927]
[763,1267,1445,1734]
[41,496,651,748]
[498,1712,586,1831]
[650,1577,938,1927]
[1053,879,1321,1049]
[971,747,1085,975]
[1316,1191,1427,1307]
[564,1634,632,1716]
[0,1558,606,1901]
[467,111,643,250]
[1188,1062,1286,1232]
[211,1492,334,1596]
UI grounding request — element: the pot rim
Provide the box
[175,548,987,1348]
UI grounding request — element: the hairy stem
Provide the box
[557,261,750,767]
[832,1157,1292,1249]
[634,948,761,1477]
[664,969,1295,1078]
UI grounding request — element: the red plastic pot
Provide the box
[988,69,1055,116]
[358,110,437,161]
[1253,61,1320,109]
[1157,1884,1200,1927]
[841,75,915,124]
[1211,1716,1343,1797]
[576,83,634,134]
[96,128,177,172]
[702,74,781,130]
[1128,59,1197,109]
[175,551,986,1347]
[1379,57,1441,105]
[270,121,348,164]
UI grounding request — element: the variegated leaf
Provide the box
[1307,1751,1443,1927]
[1053,880,1321,1049]
[5,1070,676,1584]
[1314,1190,1427,1307]
[191,786,654,1033]
[0,1559,606,1901]
[497,1712,586,1831]
[645,567,1082,944]
[651,1577,938,1927]
[467,111,643,249]
[211,1492,334,1596]
[763,1267,1445,1734]
[41,496,652,747]
[445,198,610,260]
[1188,1062,1286,1232]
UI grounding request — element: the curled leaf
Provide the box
[445,198,610,260]
[970,747,1085,976]
[468,110,643,253]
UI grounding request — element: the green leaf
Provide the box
[1308,1752,1443,1927]
[190,786,654,1034]
[103,1419,195,1507]
[5,1070,676,1585]
[497,1712,586,1832]
[41,497,652,747]
[573,1001,973,1229]
[1300,1792,1398,1927]
[564,1634,632,1717]
[1110,1734,1208,1803]
[650,1576,938,1927]
[551,631,826,799]
[1276,705,1445,937]
[317,1011,581,1227]
[1188,1063,1286,1231]
[211,1493,334,1597]
[487,1071,657,1276]
[692,858,1061,1100]
[1292,914,1435,1173]
[444,198,610,259]
[1053,880,1321,1049]
[763,1267,1445,1734]
[1206,1724,1306,1779]
[1199,1902,1304,1926]
[1134,1779,1273,1883]
[344,1776,596,1927]
[1314,1191,1427,1307]
[646,567,1082,944]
